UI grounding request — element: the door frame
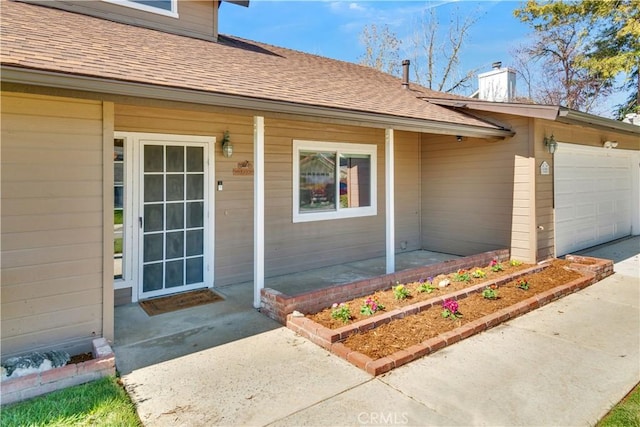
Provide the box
[114,131,215,302]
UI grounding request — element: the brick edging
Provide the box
[1,338,116,406]
[262,249,511,323]
[287,255,612,376]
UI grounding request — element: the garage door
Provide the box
[554,143,633,255]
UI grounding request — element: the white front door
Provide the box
[113,132,214,301]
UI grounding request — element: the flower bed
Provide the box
[261,249,510,324]
[287,255,613,376]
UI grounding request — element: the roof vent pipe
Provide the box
[402,59,410,89]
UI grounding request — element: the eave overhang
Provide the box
[1,66,514,139]
[427,98,640,137]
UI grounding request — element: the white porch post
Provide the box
[385,128,395,274]
[253,116,265,308]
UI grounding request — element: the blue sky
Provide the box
[218,0,624,116]
[218,0,532,96]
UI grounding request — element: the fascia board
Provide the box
[557,109,640,137]
[1,66,514,138]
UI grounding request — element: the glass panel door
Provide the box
[140,143,206,298]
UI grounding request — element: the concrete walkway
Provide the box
[122,237,639,426]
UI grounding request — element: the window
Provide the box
[293,140,377,222]
[114,138,125,280]
[103,0,178,17]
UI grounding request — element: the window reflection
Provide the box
[299,151,336,212]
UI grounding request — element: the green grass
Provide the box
[114,210,123,225]
[598,383,640,427]
[1,376,141,427]
[114,237,123,255]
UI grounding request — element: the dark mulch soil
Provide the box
[69,353,94,364]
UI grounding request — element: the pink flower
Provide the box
[442,299,459,313]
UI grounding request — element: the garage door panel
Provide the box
[554,144,632,255]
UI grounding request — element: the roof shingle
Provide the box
[1,0,502,130]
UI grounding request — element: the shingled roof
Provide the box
[1,0,508,134]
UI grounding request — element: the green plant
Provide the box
[1,376,142,427]
[393,283,410,300]
[597,383,640,427]
[441,299,462,320]
[510,259,523,266]
[417,282,435,293]
[114,209,123,225]
[482,285,498,300]
[360,296,385,315]
[516,279,530,290]
[472,268,487,279]
[489,259,504,272]
[453,269,471,282]
[331,303,352,323]
[114,237,123,254]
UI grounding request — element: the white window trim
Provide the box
[102,0,179,18]
[114,135,135,291]
[293,140,377,223]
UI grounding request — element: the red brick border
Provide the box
[286,255,613,376]
[1,338,116,406]
[261,249,511,324]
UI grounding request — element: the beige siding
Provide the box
[533,119,640,260]
[394,131,421,252]
[1,92,105,357]
[263,119,386,279]
[115,103,256,286]
[116,104,397,288]
[25,0,217,41]
[421,121,532,258]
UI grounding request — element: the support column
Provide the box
[385,128,395,274]
[253,116,265,308]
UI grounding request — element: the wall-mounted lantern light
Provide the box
[221,130,233,158]
[544,134,558,154]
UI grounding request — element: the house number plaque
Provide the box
[540,161,550,175]
[233,160,254,176]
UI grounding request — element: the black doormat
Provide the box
[139,288,224,316]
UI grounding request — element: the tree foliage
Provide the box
[409,8,480,93]
[515,0,640,117]
[358,7,480,95]
[358,24,401,76]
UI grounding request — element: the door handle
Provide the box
[139,217,143,228]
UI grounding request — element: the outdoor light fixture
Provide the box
[221,130,233,158]
[602,140,618,149]
[456,135,463,142]
[544,134,558,154]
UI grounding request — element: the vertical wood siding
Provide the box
[1,92,105,358]
[25,0,217,41]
